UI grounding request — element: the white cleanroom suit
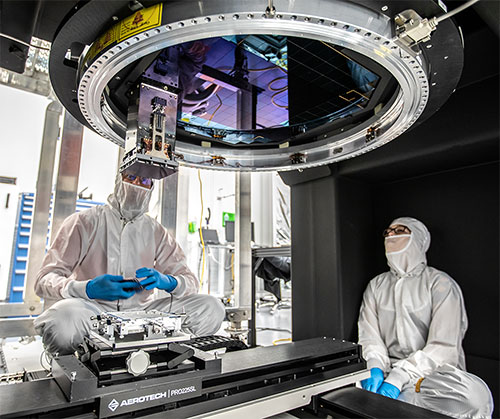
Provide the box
[34,176,225,354]
[358,217,493,418]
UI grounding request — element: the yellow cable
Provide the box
[267,76,288,92]
[207,93,222,126]
[320,40,353,61]
[231,252,234,292]
[198,169,205,290]
[273,338,292,345]
[271,90,288,109]
[415,377,425,393]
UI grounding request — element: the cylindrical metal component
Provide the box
[24,101,62,308]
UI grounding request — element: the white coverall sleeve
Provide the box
[155,227,198,299]
[386,275,466,389]
[35,213,91,300]
[358,280,391,373]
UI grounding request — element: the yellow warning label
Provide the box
[84,3,163,65]
[118,3,163,42]
[86,25,119,63]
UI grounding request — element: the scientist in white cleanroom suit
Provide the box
[358,217,493,418]
[34,174,225,355]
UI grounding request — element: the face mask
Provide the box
[385,232,418,276]
[115,180,151,220]
[385,234,411,254]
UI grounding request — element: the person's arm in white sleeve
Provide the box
[358,280,391,373]
[35,213,91,300]
[385,275,466,389]
[154,226,198,299]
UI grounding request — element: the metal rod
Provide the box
[232,66,255,332]
[51,111,84,243]
[24,101,62,307]
[234,172,252,311]
[0,32,51,51]
[0,318,36,337]
[0,302,42,318]
[160,171,179,236]
[249,258,260,348]
[175,168,189,248]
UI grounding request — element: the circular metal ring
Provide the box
[78,0,429,171]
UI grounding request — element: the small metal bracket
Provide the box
[365,126,380,142]
[290,153,306,165]
[225,308,250,339]
[208,155,226,166]
[265,0,276,17]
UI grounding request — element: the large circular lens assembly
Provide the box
[49,0,462,172]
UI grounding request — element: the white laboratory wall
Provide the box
[272,172,291,246]
[176,167,236,292]
[172,168,290,295]
[0,85,49,300]
[77,128,120,203]
[251,171,291,247]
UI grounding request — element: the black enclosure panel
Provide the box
[286,171,342,340]
[372,162,500,414]
[336,176,377,342]
[373,162,499,363]
[282,168,380,343]
[281,160,499,416]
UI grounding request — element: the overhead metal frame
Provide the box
[70,0,433,171]
[0,67,51,97]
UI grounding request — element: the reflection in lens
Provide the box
[135,35,390,148]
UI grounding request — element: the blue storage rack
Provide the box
[7,193,104,302]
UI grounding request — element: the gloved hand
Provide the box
[377,382,401,399]
[86,274,137,301]
[136,267,178,292]
[361,367,384,393]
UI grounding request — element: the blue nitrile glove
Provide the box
[361,367,385,393]
[136,267,178,292]
[377,382,401,399]
[86,274,137,301]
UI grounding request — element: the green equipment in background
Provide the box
[222,212,235,227]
